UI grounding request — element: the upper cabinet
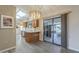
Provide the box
[32,20,39,28]
[24,22,27,27]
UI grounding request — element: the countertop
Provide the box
[21,28,40,32]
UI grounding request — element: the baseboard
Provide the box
[68,47,79,52]
[0,46,16,53]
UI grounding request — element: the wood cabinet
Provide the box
[32,20,39,28]
[23,22,27,27]
[23,32,40,43]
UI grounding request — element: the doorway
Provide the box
[43,14,67,48]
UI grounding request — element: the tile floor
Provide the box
[16,28,78,53]
[16,35,78,53]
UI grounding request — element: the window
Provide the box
[16,10,26,19]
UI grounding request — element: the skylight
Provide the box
[16,10,26,19]
[16,15,20,19]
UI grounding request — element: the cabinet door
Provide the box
[32,20,39,28]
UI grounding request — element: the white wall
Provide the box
[39,19,43,41]
[67,6,79,51]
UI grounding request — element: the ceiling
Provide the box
[15,5,72,24]
[15,5,71,15]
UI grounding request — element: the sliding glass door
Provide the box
[43,14,67,48]
[43,19,53,43]
[53,17,61,45]
[43,17,62,45]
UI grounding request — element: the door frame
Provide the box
[61,14,67,48]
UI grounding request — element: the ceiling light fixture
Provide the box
[30,11,41,20]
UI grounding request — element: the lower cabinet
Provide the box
[23,32,40,43]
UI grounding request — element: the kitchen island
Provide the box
[21,29,40,43]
